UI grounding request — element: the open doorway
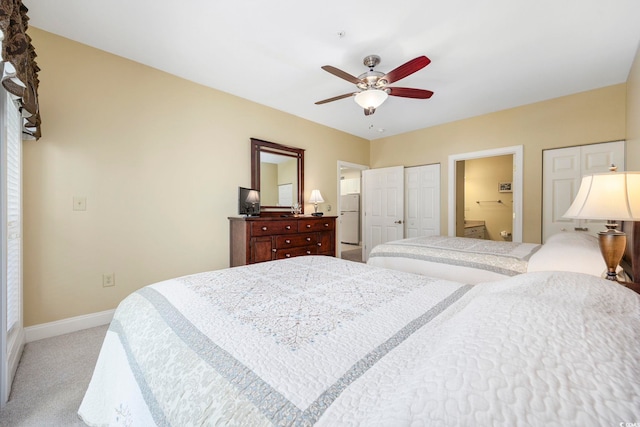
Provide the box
[456,155,514,241]
[337,161,368,262]
[448,146,523,242]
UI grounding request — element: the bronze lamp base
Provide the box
[598,229,627,280]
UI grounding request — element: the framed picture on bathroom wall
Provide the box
[498,182,512,193]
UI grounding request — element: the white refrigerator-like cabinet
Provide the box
[340,194,360,245]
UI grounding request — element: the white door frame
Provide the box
[336,161,369,258]
[448,145,524,242]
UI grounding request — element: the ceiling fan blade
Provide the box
[387,87,434,99]
[321,65,361,85]
[381,56,431,84]
[315,92,355,105]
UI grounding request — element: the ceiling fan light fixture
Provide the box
[354,89,388,109]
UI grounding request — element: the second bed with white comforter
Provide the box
[367,232,612,283]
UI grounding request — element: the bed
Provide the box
[367,231,614,284]
[78,255,640,426]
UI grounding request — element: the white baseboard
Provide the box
[24,309,115,343]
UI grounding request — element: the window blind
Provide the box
[5,93,21,333]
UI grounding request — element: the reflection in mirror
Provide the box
[251,138,304,213]
[259,153,298,206]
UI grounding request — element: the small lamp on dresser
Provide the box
[563,169,640,282]
[309,190,324,217]
[245,190,260,216]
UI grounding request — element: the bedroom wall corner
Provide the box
[22,28,369,327]
[626,40,640,169]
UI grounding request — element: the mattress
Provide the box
[78,256,640,426]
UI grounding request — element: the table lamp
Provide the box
[245,190,260,216]
[563,169,640,281]
[309,189,324,216]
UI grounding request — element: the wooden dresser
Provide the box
[229,216,337,267]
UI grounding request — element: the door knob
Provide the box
[394,220,403,224]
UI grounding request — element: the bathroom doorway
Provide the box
[456,155,514,241]
[448,146,523,242]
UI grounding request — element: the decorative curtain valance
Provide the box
[0,0,40,140]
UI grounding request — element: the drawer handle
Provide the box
[306,237,311,242]
[306,224,311,228]
[272,249,277,252]
[285,239,291,244]
[285,225,291,230]
[317,243,322,247]
[285,254,291,258]
[324,223,329,227]
[306,251,311,254]
[261,226,268,231]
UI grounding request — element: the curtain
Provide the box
[0,0,40,140]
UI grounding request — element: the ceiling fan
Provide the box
[315,55,434,116]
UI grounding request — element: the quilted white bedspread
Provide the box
[368,236,541,279]
[79,256,640,426]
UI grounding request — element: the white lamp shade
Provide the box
[563,172,640,220]
[354,90,388,109]
[245,190,260,204]
[309,189,324,204]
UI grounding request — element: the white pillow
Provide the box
[527,232,607,277]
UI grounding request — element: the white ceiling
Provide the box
[26,0,640,140]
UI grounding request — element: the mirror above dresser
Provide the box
[251,138,304,214]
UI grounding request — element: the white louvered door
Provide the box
[1,88,24,407]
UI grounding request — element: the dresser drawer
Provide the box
[298,219,335,233]
[274,233,317,248]
[274,246,317,259]
[251,221,297,236]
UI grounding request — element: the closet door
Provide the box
[362,166,404,261]
[405,164,440,238]
[542,141,625,242]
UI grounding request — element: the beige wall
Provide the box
[23,28,369,326]
[371,84,628,243]
[22,28,640,327]
[463,155,513,240]
[278,158,298,204]
[260,163,278,205]
[627,42,640,159]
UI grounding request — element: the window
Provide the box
[4,89,21,333]
[1,85,23,406]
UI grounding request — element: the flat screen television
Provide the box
[238,187,260,216]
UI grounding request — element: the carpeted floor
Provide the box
[341,248,363,263]
[0,325,108,427]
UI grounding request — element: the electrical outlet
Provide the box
[102,273,115,287]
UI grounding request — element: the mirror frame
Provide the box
[251,138,305,214]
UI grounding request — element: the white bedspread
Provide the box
[79,256,640,426]
[368,236,541,283]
